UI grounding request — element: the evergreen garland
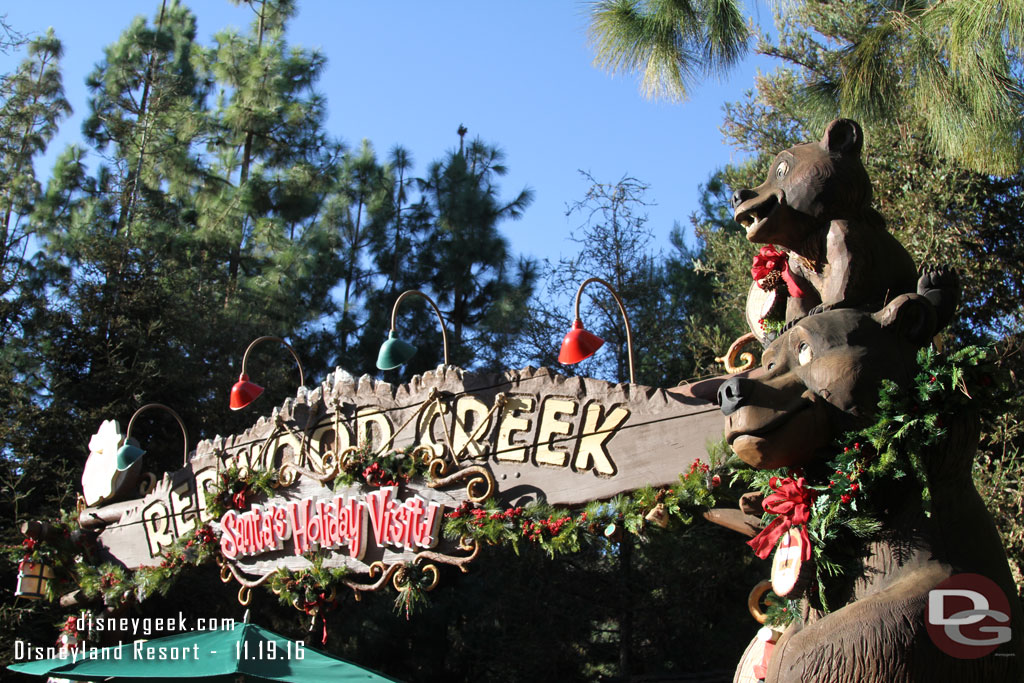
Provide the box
[392,562,436,619]
[269,553,349,611]
[205,464,278,518]
[332,443,428,489]
[736,346,1004,611]
[28,348,993,627]
[5,510,97,601]
[75,524,219,606]
[444,458,721,558]
[761,589,801,628]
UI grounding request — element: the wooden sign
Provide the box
[81,366,721,597]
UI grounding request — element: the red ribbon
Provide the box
[747,476,814,561]
[303,594,335,644]
[751,246,805,298]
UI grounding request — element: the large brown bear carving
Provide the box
[716,296,1023,682]
[731,119,919,325]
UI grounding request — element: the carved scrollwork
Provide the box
[426,456,449,480]
[137,472,158,497]
[342,561,403,597]
[216,556,274,605]
[427,465,495,503]
[715,332,760,374]
[415,537,480,574]
[278,456,339,485]
[393,562,439,593]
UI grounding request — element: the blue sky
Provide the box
[1,1,774,265]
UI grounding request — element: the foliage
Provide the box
[411,132,536,372]
[269,552,349,611]
[514,171,721,386]
[55,523,218,607]
[445,458,722,558]
[3,512,88,602]
[761,589,800,629]
[738,346,1003,610]
[974,448,1024,597]
[588,0,749,102]
[3,2,1022,681]
[392,562,435,620]
[589,0,1024,175]
[333,443,429,489]
[205,465,279,519]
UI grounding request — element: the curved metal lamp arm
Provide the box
[572,277,635,384]
[240,336,305,387]
[390,290,450,366]
[125,403,190,467]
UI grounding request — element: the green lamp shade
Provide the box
[115,444,146,471]
[376,332,417,370]
[558,319,605,365]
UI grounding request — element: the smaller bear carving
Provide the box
[732,119,919,325]
[717,296,1022,682]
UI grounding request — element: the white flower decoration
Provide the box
[81,419,127,506]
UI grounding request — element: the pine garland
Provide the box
[332,443,428,489]
[76,524,219,606]
[5,510,97,601]
[269,553,349,610]
[444,458,721,558]
[392,562,436,619]
[761,589,801,628]
[737,345,1005,611]
[205,464,278,518]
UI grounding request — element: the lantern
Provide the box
[15,559,55,600]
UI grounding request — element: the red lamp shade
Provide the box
[558,319,605,365]
[230,374,264,411]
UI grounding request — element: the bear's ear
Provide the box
[822,118,863,157]
[873,293,936,347]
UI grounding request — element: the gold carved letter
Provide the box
[416,400,447,459]
[534,397,578,467]
[574,402,628,475]
[495,395,535,462]
[355,407,394,451]
[452,396,491,459]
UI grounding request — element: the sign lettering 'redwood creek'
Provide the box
[82,366,721,598]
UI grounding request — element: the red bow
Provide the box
[303,593,335,644]
[747,476,814,561]
[751,246,805,298]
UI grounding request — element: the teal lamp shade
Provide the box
[116,443,146,471]
[376,332,417,370]
[558,319,605,365]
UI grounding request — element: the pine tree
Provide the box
[197,0,341,315]
[588,0,1024,175]
[0,27,70,534]
[0,30,69,333]
[588,0,749,102]
[414,130,534,368]
[324,139,394,365]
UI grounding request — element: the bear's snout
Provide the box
[731,188,757,209]
[718,376,756,416]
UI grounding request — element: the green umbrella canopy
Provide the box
[8,621,398,682]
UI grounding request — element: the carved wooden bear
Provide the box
[717,296,1022,682]
[732,119,919,325]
